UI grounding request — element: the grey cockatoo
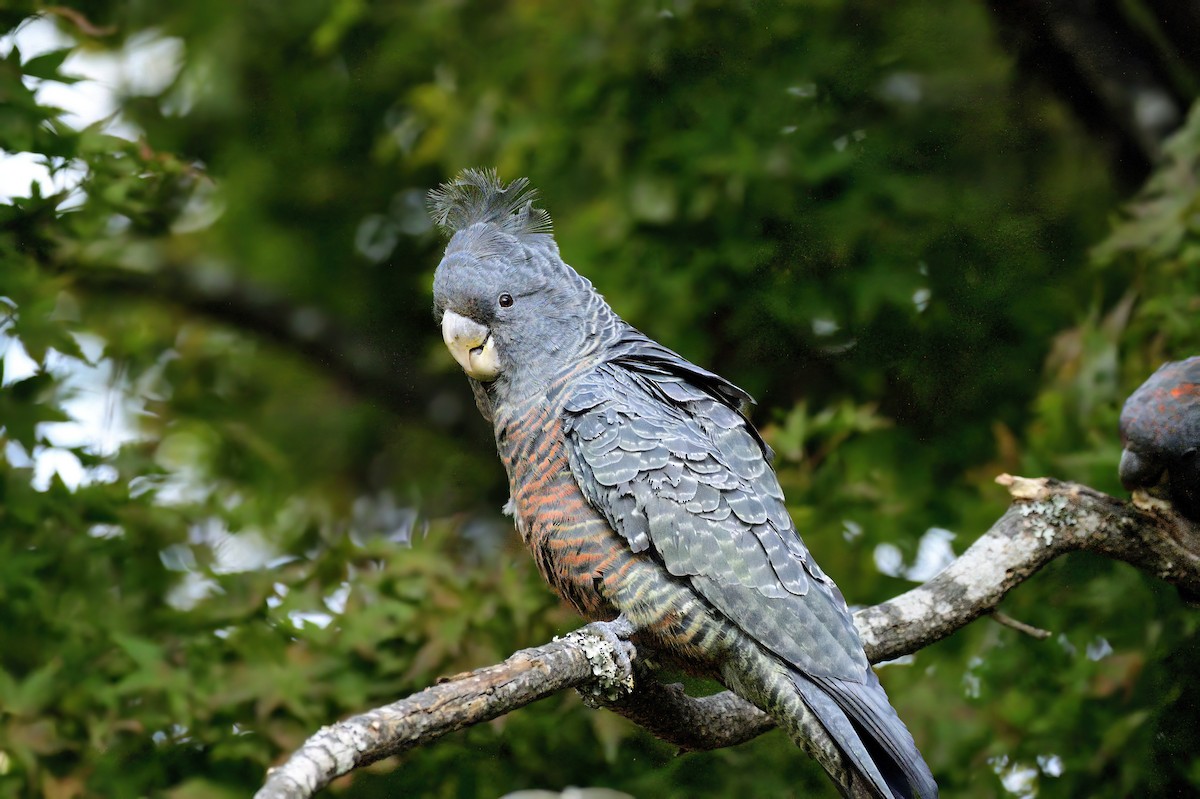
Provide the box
[429,169,936,798]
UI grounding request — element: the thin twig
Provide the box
[990,610,1052,640]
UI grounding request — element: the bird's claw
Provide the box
[586,615,636,676]
[570,615,637,704]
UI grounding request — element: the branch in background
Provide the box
[988,0,1190,183]
[43,6,118,36]
[256,475,1200,799]
[1144,0,1200,81]
[70,265,421,412]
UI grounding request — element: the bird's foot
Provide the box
[569,615,637,705]
[585,615,636,679]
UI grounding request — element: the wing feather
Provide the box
[563,363,863,679]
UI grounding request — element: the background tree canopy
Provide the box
[1,1,1198,797]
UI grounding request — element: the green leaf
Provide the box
[21,48,78,83]
[7,659,61,715]
[0,373,71,449]
[111,632,166,673]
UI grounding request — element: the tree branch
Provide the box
[1143,0,1200,81]
[67,265,422,413]
[987,0,1189,183]
[989,610,1052,640]
[253,630,624,799]
[256,476,1200,799]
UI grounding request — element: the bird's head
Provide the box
[1119,357,1200,521]
[429,170,604,401]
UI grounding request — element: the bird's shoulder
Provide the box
[561,359,774,514]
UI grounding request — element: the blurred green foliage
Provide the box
[0,1,1198,797]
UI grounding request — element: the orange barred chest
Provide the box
[498,398,740,677]
[502,404,624,621]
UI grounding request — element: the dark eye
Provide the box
[498,293,514,308]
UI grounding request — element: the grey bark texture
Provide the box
[256,475,1200,799]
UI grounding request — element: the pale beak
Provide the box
[441,309,501,381]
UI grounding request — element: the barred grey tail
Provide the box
[719,641,936,799]
[792,671,938,799]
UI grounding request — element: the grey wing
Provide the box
[563,364,866,680]
[563,363,937,799]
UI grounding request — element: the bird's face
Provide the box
[433,253,510,382]
[432,234,588,393]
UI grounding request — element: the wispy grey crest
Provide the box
[427,168,553,238]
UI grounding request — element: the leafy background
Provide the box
[1,1,1198,797]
